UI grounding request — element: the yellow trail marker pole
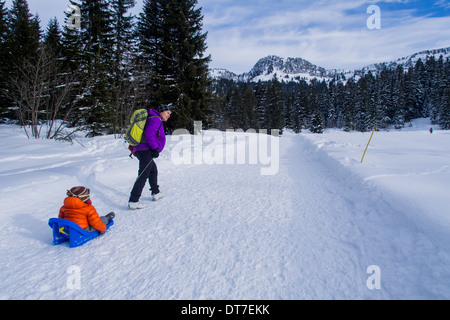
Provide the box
[361,128,376,163]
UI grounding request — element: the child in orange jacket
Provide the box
[59,186,114,233]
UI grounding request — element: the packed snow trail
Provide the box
[0,127,449,299]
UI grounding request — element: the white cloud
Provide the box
[202,0,450,73]
[4,0,449,73]
[435,0,450,9]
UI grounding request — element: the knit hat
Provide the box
[67,186,90,203]
[157,103,172,113]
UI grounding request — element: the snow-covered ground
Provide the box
[0,118,449,300]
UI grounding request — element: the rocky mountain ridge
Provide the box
[209,47,450,83]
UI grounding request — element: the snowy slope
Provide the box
[0,119,449,300]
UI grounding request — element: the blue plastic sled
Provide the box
[48,218,114,248]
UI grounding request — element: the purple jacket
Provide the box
[133,109,166,153]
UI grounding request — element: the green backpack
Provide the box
[125,109,148,146]
[125,109,163,147]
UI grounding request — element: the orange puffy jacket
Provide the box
[58,197,107,232]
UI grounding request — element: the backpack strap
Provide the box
[146,115,163,137]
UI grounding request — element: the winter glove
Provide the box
[151,148,159,159]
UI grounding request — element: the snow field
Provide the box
[0,119,449,299]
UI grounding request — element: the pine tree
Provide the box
[6,0,41,68]
[310,107,324,134]
[111,0,136,68]
[226,85,242,129]
[76,0,116,135]
[254,81,267,128]
[264,78,285,133]
[284,92,294,131]
[61,1,83,74]
[44,18,63,58]
[138,0,211,133]
[43,19,66,131]
[6,0,41,128]
[242,84,259,130]
[333,81,346,129]
[343,79,356,131]
[0,0,10,117]
[109,0,138,135]
[307,82,323,133]
[325,81,339,128]
[209,91,226,130]
[440,87,450,130]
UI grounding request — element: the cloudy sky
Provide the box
[5,0,450,73]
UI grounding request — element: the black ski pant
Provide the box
[129,149,159,203]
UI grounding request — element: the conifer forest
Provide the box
[0,0,449,139]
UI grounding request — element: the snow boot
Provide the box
[105,212,115,222]
[152,192,164,201]
[128,202,147,210]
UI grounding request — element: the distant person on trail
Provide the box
[430,127,433,134]
[128,104,171,210]
[59,186,115,234]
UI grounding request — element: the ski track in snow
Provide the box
[0,125,449,299]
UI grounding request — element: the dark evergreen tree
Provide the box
[342,79,356,131]
[109,0,138,135]
[264,78,285,133]
[284,92,294,130]
[0,0,10,117]
[209,90,226,130]
[325,81,338,128]
[78,0,116,135]
[254,81,268,128]
[5,0,41,128]
[44,18,64,59]
[310,108,324,133]
[138,0,211,132]
[307,82,322,133]
[42,19,66,130]
[242,84,259,130]
[61,1,83,74]
[376,69,394,128]
[297,84,309,131]
[440,87,450,130]
[111,0,135,68]
[426,56,440,125]
[333,81,346,129]
[403,67,421,122]
[6,0,41,68]
[226,85,242,129]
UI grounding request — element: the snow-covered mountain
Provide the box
[239,55,336,83]
[210,55,336,83]
[210,47,450,83]
[354,47,450,76]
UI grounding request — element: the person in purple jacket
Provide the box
[128,104,172,209]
